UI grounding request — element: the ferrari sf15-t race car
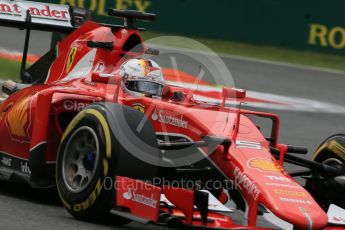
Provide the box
[0,1,345,229]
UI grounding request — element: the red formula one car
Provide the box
[0,1,345,229]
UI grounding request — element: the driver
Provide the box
[119,58,165,96]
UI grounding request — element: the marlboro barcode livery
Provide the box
[0,1,344,229]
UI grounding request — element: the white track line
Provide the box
[167,80,345,114]
[149,43,345,76]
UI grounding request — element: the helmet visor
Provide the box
[125,80,164,96]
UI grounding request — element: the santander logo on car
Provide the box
[151,109,188,129]
[0,0,71,25]
[123,188,158,208]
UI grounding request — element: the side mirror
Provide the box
[91,72,110,83]
[87,41,113,51]
[222,87,246,99]
[221,87,246,108]
[91,72,122,85]
[161,85,185,101]
[161,85,174,99]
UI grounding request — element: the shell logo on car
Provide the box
[248,158,283,173]
[5,96,32,142]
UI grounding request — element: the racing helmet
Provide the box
[119,58,165,96]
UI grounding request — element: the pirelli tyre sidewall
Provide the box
[312,134,345,164]
[56,103,160,222]
[307,134,345,210]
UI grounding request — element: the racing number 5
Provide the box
[235,140,262,150]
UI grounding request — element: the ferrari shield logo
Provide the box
[66,46,77,73]
[132,104,145,113]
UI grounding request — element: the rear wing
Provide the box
[0,0,85,82]
[0,0,75,32]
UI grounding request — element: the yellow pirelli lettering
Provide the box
[313,140,345,160]
[329,141,345,159]
[85,109,112,159]
[103,159,109,176]
[72,179,103,212]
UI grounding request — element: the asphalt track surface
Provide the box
[1,27,345,229]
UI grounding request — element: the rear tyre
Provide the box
[56,103,160,224]
[306,134,345,210]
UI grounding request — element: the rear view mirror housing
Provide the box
[222,87,246,99]
[91,72,122,85]
[162,85,186,101]
[221,87,246,108]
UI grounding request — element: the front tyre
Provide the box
[306,134,345,210]
[56,105,121,222]
[56,103,160,223]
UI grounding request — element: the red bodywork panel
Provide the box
[116,176,161,222]
[0,20,330,229]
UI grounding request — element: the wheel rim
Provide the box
[62,126,100,193]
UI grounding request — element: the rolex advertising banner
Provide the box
[33,0,345,54]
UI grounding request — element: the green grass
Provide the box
[2,32,345,80]
[142,31,345,72]
[0,58,20,80]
